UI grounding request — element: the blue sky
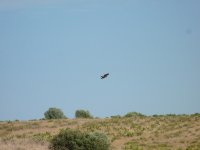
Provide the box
[0,0,200,120]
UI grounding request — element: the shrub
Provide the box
[49,129,110,150]
[44,107,66,119]
[191,113,200,117]
[166,114,177,116]
[75,109,93,118]
[49,129,83,150]
[111,115,121,119]
[124,112,145,117]
[85,132,110,150]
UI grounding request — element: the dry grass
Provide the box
[0,138,49,150]
[0,115,200,150]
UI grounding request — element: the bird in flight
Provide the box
[101,73,109,79]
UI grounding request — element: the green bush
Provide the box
[124,112,145,118]
[44,107,66,119]
[166,114,177,116]
[111,115,121,119]
[49,129,110,150]
[191,113,200,117]
[75,109,93,118]
[85,132,110,150]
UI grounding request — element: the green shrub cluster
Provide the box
[191,113,200,117]
[49,128,110,150]
[75,109,93,118]
[124,112,145,118]
[44,108,66,119]
[111,115,121,119]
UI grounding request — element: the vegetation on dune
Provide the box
[32,132,53,142]
[49,128,110,150]
[75,109,93,119]
[44,108,66,120]
[124,112,145,118]
[0,112,200,150]
[111,115,121,119]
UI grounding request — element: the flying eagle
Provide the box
[101,73,109,79]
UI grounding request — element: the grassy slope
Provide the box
[0,115,200,150]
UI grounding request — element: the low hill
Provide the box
[0,114,200,150]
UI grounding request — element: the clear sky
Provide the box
[0,0,200,120]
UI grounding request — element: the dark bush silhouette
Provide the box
[49,128,110,150]
[44,107,66,119]
[111,115,121,119]
[75,109,93,118]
